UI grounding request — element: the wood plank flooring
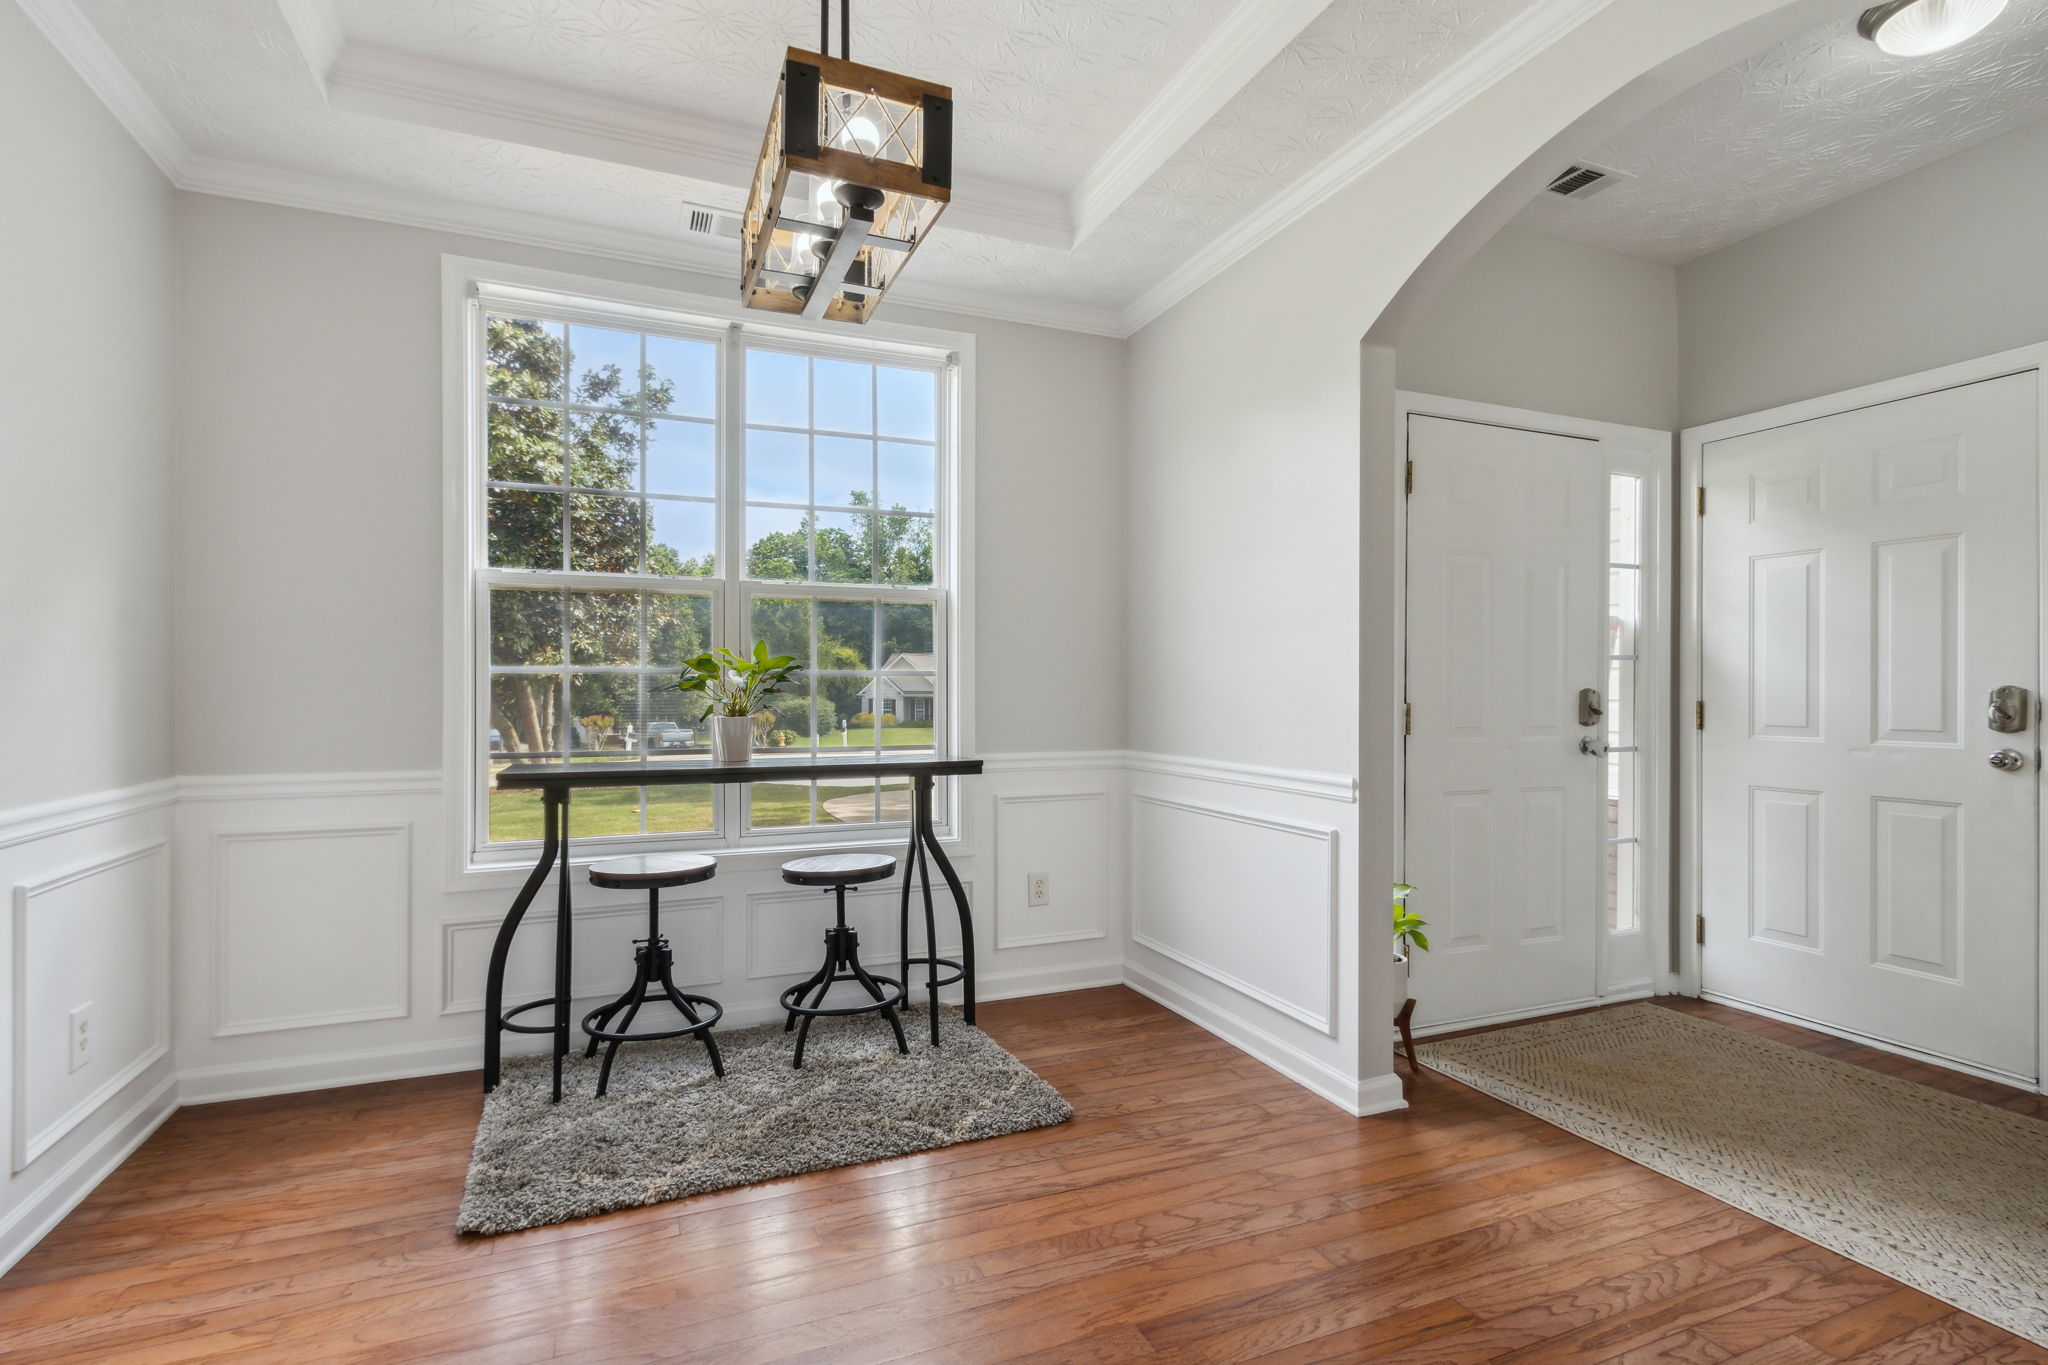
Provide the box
[2,989,2044,1363]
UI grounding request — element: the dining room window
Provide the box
[467,283,956,852]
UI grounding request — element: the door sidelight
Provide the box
[1987,685,2030,734]
[1577,687,1604,728]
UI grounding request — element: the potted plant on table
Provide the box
[677,643,802,764]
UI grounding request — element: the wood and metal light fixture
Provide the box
[740,0,953,324]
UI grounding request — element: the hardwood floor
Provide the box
[2,988,2044,1364]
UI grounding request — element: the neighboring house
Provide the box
[857,653,936,724]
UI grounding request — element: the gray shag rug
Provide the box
[458,1005,1071,1235]
[1419,1004,2048,1347]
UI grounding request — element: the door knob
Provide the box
[1990,748,2027,772]
[1579,736,1604,757]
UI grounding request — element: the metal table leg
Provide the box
[916,775,975,1026]
[482,788,562,1092]
[551,789,572,1103]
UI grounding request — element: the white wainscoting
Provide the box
[171,756,1127,1103]
[993,793,1108,950]
[1130,794,1338,1034]
[211,824,412,1036]
[0,782,179,1276]
[1121,753,1400,1118]
[4,748,1412,1272]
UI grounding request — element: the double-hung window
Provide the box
[465,279,958,858]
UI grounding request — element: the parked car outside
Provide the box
[643,721,694,751]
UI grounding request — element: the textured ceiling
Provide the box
[333,0,1240,196]
[67,0,1535,324]
[1513,1,2048,265]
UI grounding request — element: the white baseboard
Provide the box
[178,1036,482,1105]
[1410,987,1654,1040]
[178,959,1128,1106]
[0,1071,179,1278]
[1123,962,1405,1117]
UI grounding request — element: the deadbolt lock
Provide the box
[1988,685,2030,734]
[1577,687,1604,728]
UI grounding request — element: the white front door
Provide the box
[1700,372,2041,1084]
[1405,414,1607,1027]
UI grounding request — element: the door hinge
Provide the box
[1695,914,1706,945]
[1403,701,1412,736]
[1696,486,1706,516]
[1695,700,1705,731]
[1405,460,1414,496]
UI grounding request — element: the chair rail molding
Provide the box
[0,779,178,851]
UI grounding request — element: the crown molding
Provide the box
[275,0,344,81]
[13,0,190,180]
[318,40,1075,250]
[1120,0,1623,334]
[25,0,1625,342]
[1070,0,1336,244]
[177,155,1126,337]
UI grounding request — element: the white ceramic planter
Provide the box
[710,714,755,763]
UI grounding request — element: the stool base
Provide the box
[779,924,909,1069]
[581,936,724,1097]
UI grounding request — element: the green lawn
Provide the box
[815,726,935,748]
[488,781,891,841]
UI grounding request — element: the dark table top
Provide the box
[493,752,984,789]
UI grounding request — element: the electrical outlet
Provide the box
[1027,872,1051,908]
[68,1002,93,1074]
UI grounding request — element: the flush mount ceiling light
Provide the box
[740,0,953,325]
[1858,0,2009,54]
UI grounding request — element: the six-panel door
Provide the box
[1700,372,2041,1084]
[1405,415,1606,1028]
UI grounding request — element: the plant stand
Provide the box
[1394,997,1420,1071]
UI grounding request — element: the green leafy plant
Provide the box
[1393,883,1429,958]
[677,643,801,720]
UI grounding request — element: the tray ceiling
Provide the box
[1514,2,2048,265]
[41,0,1588,334]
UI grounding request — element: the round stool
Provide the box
[581,854,725,1096]
[778,853,909,1068]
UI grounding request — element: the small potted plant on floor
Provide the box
[1393,883,1429,975]
[1393,883,1429,1069]
[678,643,801,764]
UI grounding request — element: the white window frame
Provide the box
[441,257,976,882]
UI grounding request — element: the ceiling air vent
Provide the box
[1545,162,1630,200]
[682,205,741,240]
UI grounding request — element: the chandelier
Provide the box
[740,1,953,324]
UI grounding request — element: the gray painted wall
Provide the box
[172,194,1128,774]
[1397,226,1679,432]
[0,2,176,809]
[1678,115,2048,428]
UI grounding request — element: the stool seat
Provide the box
[782,852,897,886]
[588,853,718,890]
